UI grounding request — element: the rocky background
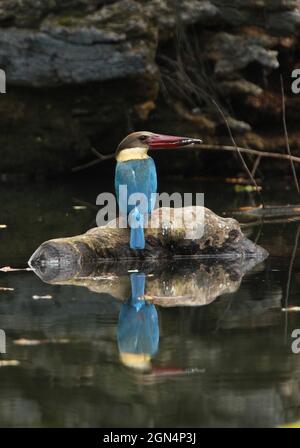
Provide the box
[0,0,300,178]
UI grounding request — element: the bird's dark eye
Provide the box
[139,135,147,141]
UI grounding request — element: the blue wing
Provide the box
[115,157,157,214]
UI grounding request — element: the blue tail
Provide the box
[130,226,145,250]
[129,207,145,250]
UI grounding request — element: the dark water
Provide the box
[1,178,300,428]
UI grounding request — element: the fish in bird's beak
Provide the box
[147,134,202,150]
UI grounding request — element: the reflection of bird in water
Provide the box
[117,272,205,380]
[117,273,159,372]
[115,132,202,249]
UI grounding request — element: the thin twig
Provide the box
[213,295,235,333]
[72,158,102,173]
[251,155,262,177]
[280,75,300,195]
[72,148,114,172]
[91,147,115,161]
[284,223,300,343]
[211,99,261,196]
[209,101,265,257]
[207,98,266,243]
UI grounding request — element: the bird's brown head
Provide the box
[116,131,202,162]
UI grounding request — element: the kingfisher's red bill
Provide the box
[146,133,202,150]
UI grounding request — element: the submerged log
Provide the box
[29,206,268,268]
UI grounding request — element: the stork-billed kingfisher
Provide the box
[115,131,202,250]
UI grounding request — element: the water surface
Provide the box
[0,178,300,428]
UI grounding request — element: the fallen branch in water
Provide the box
[227,204,300,218]
[0,266,31,272]
[241,216,300,228]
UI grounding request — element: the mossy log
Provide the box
[29,206,268,269]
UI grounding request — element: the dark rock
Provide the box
[1,0,300,176]
[267,10,300,35]
[206,32,279,75]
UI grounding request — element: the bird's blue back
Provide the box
[115,157,157,215]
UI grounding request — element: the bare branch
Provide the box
[251,155,261,177]
[280,75,300,195]
[211,99,261,196]
[195,144,300,164]
[284,223,300,342]
[72,147,114,173]
[72,158,102,173]
[91,147,115,161]
[71,134,300,179]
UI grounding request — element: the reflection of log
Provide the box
[32,255,267,308]
[29,206,268,268]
